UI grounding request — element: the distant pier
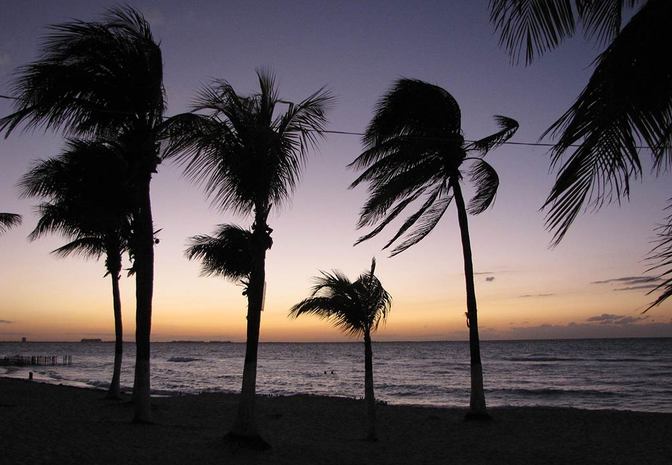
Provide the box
[0,355,73,366]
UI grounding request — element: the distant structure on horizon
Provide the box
[80,338,103,343]
[21,337,27,343]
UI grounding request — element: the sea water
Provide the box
[1,338,671,412]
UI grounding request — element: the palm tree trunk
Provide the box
[363,328,377,441]
[229,217,269,449]
[107,250,123,400]
[132,173,155,423]
[451,177,488,418]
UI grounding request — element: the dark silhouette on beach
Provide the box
[19,140,133,399]
[290,258,391,441]
[349,78,518,418]
[0,6,168,422]
[168,70,332,448]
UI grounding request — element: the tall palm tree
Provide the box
[167,70,332,446]
[489,1,672,303]
[0,6,166,421]
[289,258,391,441]
[19,139,133,400]
[350,78,518,418]
[0,213,21,234]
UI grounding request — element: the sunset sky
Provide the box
[1,0,671,342]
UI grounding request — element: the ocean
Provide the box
[1,338,671,413]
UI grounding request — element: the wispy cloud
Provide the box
[614,284,659,291]
[585,313,648,325]
[519,293,554,298]
[0,320,13,324]
[485,276,495,282]
[592,276,660,285]
[474,272,494,275]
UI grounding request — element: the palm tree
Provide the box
[350,78,518,418]
[289,258,391,441]
[167,70,332,446]
[19,139,132,400]
[0,213,21,234]
[0,6,166,421]
[489,1,672,303]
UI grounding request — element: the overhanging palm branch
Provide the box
[0,213,22,234]
[186,224,253,283]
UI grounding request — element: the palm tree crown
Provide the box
[290,259,391,336]
[350,78,518,255]
[168,70,332,218]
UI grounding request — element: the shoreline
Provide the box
[2,377,671,464]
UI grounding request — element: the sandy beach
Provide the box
[0,378,670,464]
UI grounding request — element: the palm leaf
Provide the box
[0,213,22,233]
[186,224,253,281]
[468,115,519,155]
[467,159,500,215]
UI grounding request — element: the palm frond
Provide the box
[467,159,500,215]
[542,0,671,244]
[645,207,672,309]
[185,224,253,281]
[468,115,519,155]
[576,0,643,45]
[382,185,444,252]
[489,0,577,65]
[389,190,452,257]
[52,236,105,259]
[0,213,22,233]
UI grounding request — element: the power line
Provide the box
[0,94,662,150]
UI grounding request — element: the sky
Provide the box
[1,0,671,342]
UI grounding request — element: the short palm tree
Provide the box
[19,139,133,400]
[290,258,391,441]
[167,70,332,446]
[0,213,21,234]
[490,1,672,304]
[350,78,518,418]
[0,6,166,422]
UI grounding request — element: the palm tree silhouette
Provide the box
[490,1,672,304]
[0,7,166,422]
[167,70,332,446]
[19,139,132,400]
[0,213,21,234]
[290,258,391,441]
[350,78,518,418]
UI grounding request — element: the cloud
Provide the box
[474,271,494,275]
[0,320,13,324]
[613,285,659,291]
[485,276,495,282]
[519,293,554,298]
[592,276,660,285]
[585,313,648,325]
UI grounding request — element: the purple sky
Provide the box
[1,0,670,341]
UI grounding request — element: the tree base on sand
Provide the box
[464,411,492,422]
[224,432,271,451]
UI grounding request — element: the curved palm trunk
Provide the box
[132,173,155,423]
[451,177,488,418]
[106,247,123,400]
[229,216,270,449]
[363,328,377,441]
